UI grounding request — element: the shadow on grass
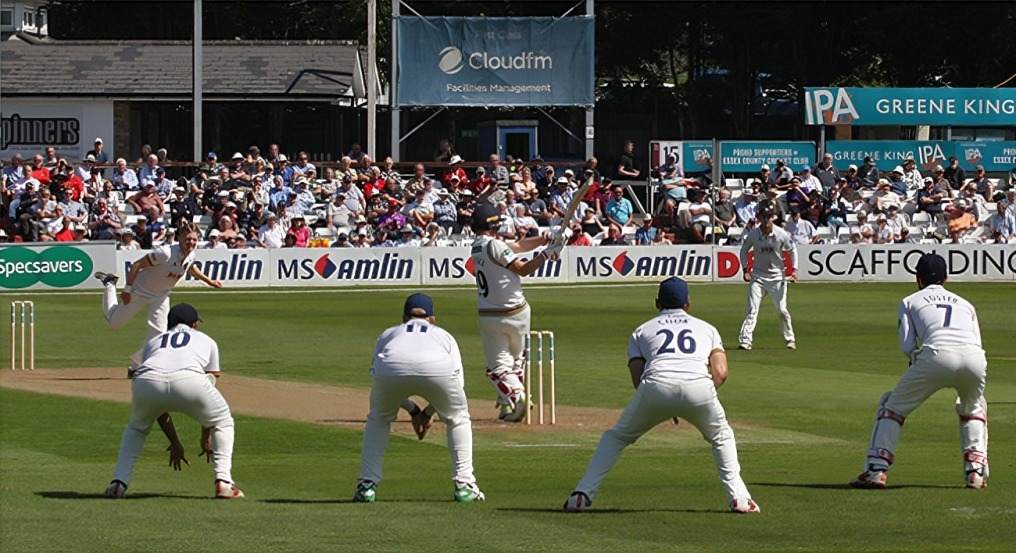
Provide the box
[497,507,728,515]
[37,491,208,500]
[751,482,957,490]
[260,498,450,505]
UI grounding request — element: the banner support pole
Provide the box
[390,0,400,161]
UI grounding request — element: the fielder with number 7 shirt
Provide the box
[564,277,760,514]
[850,253,989,489]
[469,202,564,423]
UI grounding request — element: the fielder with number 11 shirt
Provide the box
[469,202,562,423]
[737,211,797,350]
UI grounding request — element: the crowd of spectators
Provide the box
[3,138,1015,248]
[650,151,1016,245]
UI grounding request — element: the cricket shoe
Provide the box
[501,392,528,423]
[786,341,797,350]
[849,470,887,489]
[563,491,592,513]
[94,271,119,286]
[104,479,128,499]
[965,469,988,489]
[730,498,761,514]
[738,343,752,351]
[453,482,486,503]
[215,480,245,499]
[353,480,376,503]
[412,410,433,440]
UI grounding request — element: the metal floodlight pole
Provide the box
[390,0,401,161]
[192,0,202,163]
[367,0,377,158]
[585,0,594,161]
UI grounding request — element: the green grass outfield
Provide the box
[2,282,1015,552]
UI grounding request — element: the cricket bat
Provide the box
[555,178,594,238]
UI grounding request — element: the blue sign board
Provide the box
[804,87,1016,126]
[954,141,1016,172]
[718,141,815,173]
[825,141,952,171]
[396,16,594,107]
[827,140,1016,172]
[681,141,714,174]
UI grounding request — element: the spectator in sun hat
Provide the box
[443,155,468,189]
[76,154,97,181]
[859,156,879,188]
[901,158,923,191]
[86,137,109,174]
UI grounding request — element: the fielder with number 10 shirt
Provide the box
[564,277,760,514]
[469,202,562,423]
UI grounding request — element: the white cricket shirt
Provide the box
[898,284,982,356]
[628,309,724,382]
[138,325,220,376]
[471,235,526,312]
[371,319,463,377]
[739,225,798,280]
[133,244,195,296]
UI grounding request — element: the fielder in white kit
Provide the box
[354,294,485,503]
[105,303,244,499]
[469,202,564,422]
[94,223,222,373]
[737,210,798,350]
[850,253,989,489]
[564,278,760,514]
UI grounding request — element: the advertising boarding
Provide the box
[396,16,595,107]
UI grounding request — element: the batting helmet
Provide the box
[471,202,502,232]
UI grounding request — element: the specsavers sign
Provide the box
[0,243,116,289]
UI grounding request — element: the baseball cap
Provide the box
[94,137,103,144]
[915,253,947,284]
[403,293,434,318]
[760,164,770,171]
[231,152,244,160]
[167,303,201,328]
[657,277,690,309]
[207,151,218,159]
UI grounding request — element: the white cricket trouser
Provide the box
[102,283,170,367]
[113,372,235,485]
[478,306,531,406]
[574,376,752,505]
[864,345,988,474]
[360,373,475,485]
[738,277,795,346]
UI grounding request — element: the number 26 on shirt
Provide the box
[656,328,696,355]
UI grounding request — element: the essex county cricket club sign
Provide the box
[804,87,1016,126]
[395,16,594,107]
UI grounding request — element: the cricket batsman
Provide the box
[469,202,566,422]
[354,294,484,503]
[737,210,797,350]
[105,303,243,499]
[850,253,989,489]
[564,277,760,513]
[95,222,223,373]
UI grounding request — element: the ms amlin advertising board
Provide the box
[4,243,1014,291]
[395,16,594,107]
